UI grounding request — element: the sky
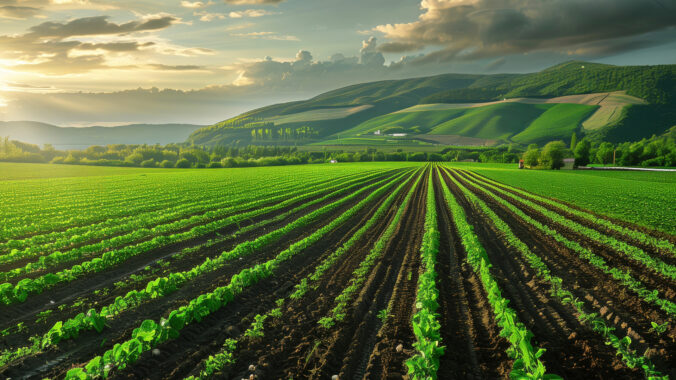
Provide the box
[0,0,675,126]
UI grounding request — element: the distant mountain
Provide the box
[0,122,204,149]
[188,61,676,147]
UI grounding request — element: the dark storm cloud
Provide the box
[377,41,424,53]
[376,0,676,60]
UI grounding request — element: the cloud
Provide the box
[180,1,212,8]
[144,64,207,71]
[224,0,285,4]
[0,14,208,75]
[374,0,676,61]
[195,8,274,21]
[231,31,298,41]
[231,37,411,90]
[228,9,276,18]
[27,15,179,38]
[377,41,424,53]
[194,11,226,21]
[76,41,155,52]
[0,5,41,19]
[0,0,117,19]
[1,85,295,125]
[359,37,385,66]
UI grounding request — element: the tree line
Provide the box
[2,129,674,169]
[521,128,676,169]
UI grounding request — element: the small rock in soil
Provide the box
[396,344,403,353]
[226,325,240,336]
[152,348,161,356]
[248,364,256,372]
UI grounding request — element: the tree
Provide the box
[574,138,591,166]
[522,146,540,167]
[175,158,191,168]
[140,159,156,168]
[539,141,566,169]
[570,132,577,150]
[124,152,144,165]
[596,142,615,165]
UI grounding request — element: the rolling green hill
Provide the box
[188,61,676,147]
[511,103,598,144]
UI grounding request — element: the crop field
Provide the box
[0,163,674,379]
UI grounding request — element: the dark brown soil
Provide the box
[2,165,673,380]
[0,170,407,379]
[440,167,643,379]
[451,169,675,377]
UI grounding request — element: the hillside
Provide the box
[188,61,676,147]
[0,121,204,149]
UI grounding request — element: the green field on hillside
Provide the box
[340,108,468,136]
[511,103,598,144]
[429,103,549,139]
[336,101,597,146]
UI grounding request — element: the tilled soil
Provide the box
[451,169,675,377]
[441,168,642,379]
[0,171,406,379]
[2,165,673,380]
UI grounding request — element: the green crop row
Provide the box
[445,168,666,379]
[406,168,445,379]
[0,170,384,279]
[0,174,237,241]
[0,169,403,306]
[458,170,676,281]
[1,165,387,242]
[0,170,409,369]
[454,170,676,318]
[63,167,405,379]
[437,167,560,380]
[464,171,675,255]
[318,168,423,328]
[185,169,421,380]
[0,169,361,258]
